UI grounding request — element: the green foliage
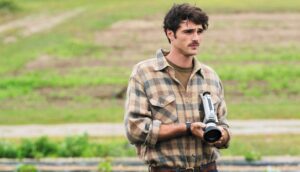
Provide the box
[0,0,299,124]
[0,141,18,158]
[34,136,57,157]
[0,0,19,12]
[221,134,300,156]
[1,134,300,158]
[0,67,129,100]
[45,39,101,59]
[0,135,137,158]
[245,150,262,162]
[0,95,125,124]
[98,158,112,172]
[18,139,35,158]
[16,164,38,172]
[58,134,89,157]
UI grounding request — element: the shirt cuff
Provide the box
[145,120,161,147]
[218,127,231,149]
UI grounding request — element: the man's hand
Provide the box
[211,126,228,147]
[190,122,206,140]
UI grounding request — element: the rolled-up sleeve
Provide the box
[124,72,161,147]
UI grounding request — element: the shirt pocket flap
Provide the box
[199,92,220,104]
[149,95,175,107]
[211,94,221,105]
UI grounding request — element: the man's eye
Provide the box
[184,30,193,34]
[197,29,204,34]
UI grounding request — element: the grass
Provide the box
[221,134,300,156]
[0,93,124,124]
[229,103,300,119]
[0,0,299,124]
[216,64,300,95]
[0,67,129,100]
[0,94,299,124]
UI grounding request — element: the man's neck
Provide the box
[166,49,194,68]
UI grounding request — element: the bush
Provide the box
[0,141,18,158]
[98,158,112,172]
[245,150,262,162]
[16,164,38,172]
[0,135,136,158]
[58,134,89,157]
[34,136,57,157]
[18,139,35,158]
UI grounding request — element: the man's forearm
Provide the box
[157,123,187,141]
[157,122,207,141]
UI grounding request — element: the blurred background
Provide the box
[0,0,299,171]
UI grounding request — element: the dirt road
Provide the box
[0,120,300,138]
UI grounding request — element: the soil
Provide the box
[0,8,84,43]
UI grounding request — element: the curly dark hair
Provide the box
[163,3,209,43]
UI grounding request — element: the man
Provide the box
[124,3,230,172]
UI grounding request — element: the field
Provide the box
[0,0,300,157]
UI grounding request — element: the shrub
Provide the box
[18,139,35,158]
[58,134,89,157]
[98,158,112,172]
[245,150,262,162]
[0,141,18,158]
[16,164,38,172]
[34,136,57,157]
[0,135,136,158]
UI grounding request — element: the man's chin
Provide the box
[186,50,198,57]
[180,48,198,57]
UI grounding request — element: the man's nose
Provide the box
[192,32,200,40]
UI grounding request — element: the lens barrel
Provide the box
[204,125,222,143]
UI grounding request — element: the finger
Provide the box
[197,122,206,129]
[192,122,206,129]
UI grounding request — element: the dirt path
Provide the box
[0,120,300,138]
[0,8,85,43]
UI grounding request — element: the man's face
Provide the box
[168,20,204,57]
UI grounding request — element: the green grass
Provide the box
[229,103,300,119]
[2,0,300,21]
[217,65,300,95]
[0,93,124,124]
[221,134,300,156]
[0,0,299,124]
[0,67,129,99]
[0,94,299,125]
[0,106,123,124]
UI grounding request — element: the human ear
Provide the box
[166,29,175,42]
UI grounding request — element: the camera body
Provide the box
[201,92,222,143]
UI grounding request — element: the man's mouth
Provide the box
[189,43,199,48]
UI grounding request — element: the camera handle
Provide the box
[201,92,222,143]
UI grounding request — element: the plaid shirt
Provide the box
[124,49,230,168]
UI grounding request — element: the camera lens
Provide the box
[204,126,222,143]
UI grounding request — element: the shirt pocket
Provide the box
[149,94,178,124]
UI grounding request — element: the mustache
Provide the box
[188,41,199,46]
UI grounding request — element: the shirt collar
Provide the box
[193,58,206,79]
[154,49,205,79]
[154,49,169,71]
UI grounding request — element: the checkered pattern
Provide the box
[124,49,230,168]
